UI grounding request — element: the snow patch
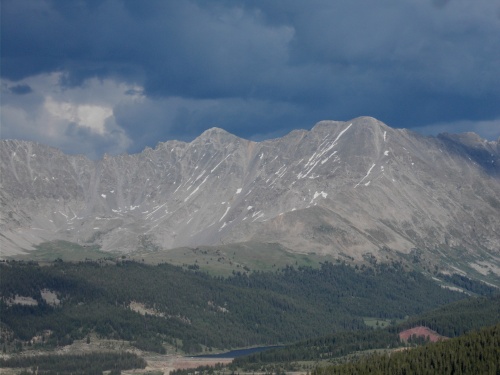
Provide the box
[354,163,376,188]
[211,154,230,173]
[313,191,328,199]
[195,170,206,182]
[219,206,231,222]
[184,176,209,202]
[144,203,167,219]
[299,123,352,179]
[332,123,352,144]
[310,191,328,204]
[275,165,287,178]
[384,150,389,156]
[252,211,264,222]
[236,188,242,194]
[321,150,338,164]
[101,194,106,198]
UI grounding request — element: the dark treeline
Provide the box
[313,323,500,375]
[1,260,466,353]
[394,294,500,337]
[0,351,146,374]
[170,362,226,375]
[437,273,497,296]
[225,262,465,318]
[233,293,500,369]
[232,330,401,370]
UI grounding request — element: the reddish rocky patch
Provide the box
[399,326,447,343]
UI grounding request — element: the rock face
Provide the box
[1,117,499,273]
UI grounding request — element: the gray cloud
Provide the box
[113,95,307,153]
[1,0,499,158]
[0,74,132,158]
[432,0,451,9]
[9,83,33,95]
[413,118,500,141]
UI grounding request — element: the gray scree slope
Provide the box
[1,117,499,273]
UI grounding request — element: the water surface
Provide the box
[194,345,283,358]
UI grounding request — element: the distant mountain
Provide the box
[1,117,499,280]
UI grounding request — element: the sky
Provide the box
[1,0,500,159]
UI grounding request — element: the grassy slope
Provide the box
[11,240,331,277]
[15,240,114,262]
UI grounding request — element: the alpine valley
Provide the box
[1,116,499,284]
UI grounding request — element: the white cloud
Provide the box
[0,73,143,158]
[44,97,112,135]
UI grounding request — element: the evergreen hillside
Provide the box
[397,293,500,337]
[0,352,146,375]
[313,323,500,375]
[0,260,465,353]
[232,293,500,368]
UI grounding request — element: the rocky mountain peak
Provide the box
[311,116,388,133]
[197,127,241,142]
[1,118,499,282]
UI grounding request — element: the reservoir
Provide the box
[194,345,283,358]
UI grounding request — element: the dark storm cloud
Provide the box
[431,0,451,9]
[113,96,307,153]
[1,0,499,157]
[9,83,33,95]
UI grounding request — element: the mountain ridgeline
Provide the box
[1,117,499,281]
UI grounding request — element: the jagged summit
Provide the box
[1,118,499,282]
[310,116,390,134]
[439,132,489,145]
[197,127,241,142]
[199,126,230,136]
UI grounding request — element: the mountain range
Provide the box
[1,117,499,281]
